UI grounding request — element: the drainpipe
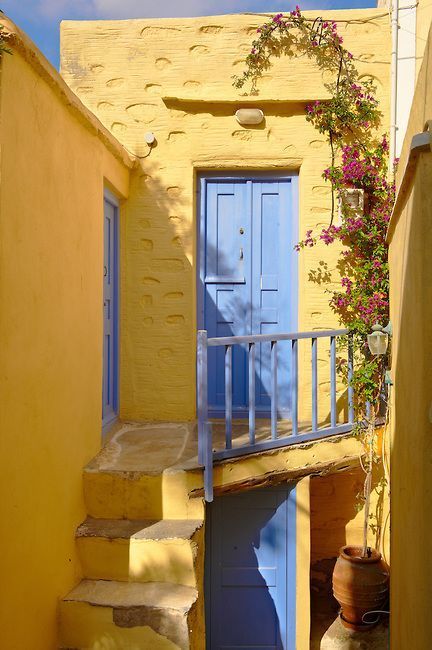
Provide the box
[390,0,399,165]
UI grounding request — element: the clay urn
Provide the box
[332,545,389,631]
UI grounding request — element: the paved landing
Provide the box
[94,419,318,474]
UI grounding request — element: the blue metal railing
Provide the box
[197,329,354,501]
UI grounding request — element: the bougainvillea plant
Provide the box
[235,7,394,555]
[234,6,393,418]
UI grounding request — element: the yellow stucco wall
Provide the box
[0,21,131,650]
[416,0,432,77]
[61,10,391,422]
[387,23,432,650]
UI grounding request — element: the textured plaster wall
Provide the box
[61,10,391,422]
[388,22,432,650]
[310,463,388,567]
[0,23,130,650]
[416,0,432,77]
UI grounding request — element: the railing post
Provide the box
[312,337,318,432]
[225,345,232,450]
[348,334,355,424]
[271,340,278,439]
[291,338,298,436]
[248,342,256,445]
[330,335,337,428]
[197,330,208,466]
[204,422,214,502]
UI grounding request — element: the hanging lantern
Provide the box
[367,323,389,356]
[345,188,364,211]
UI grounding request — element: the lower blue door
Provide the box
[102,192,118,426]
[200,175,298,417]
[206,486,297,650]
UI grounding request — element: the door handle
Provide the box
[104,265,108,277]
[239,247,244,260]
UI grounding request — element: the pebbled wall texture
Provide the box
[61,10,391,422]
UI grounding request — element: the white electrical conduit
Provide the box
[390,0,399,165]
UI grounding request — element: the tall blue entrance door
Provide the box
[206,486,297,649]
[102,192,118,427]
[200,175,298,416]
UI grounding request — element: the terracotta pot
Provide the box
[332,545,389,631]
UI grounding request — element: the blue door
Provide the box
[102,192,118,426]
[206,486,297,649]
[200,175,298,417]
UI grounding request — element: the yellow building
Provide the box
[0,8,395,650]
[388,11,432,650]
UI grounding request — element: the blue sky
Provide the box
[3,0,375,69]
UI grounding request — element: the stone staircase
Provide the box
[58,424,206,650]
[58,421,363,649]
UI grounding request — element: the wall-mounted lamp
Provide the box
[235,108,264,126]
[367,322,391,356]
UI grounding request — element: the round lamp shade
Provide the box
[367,324,389,356]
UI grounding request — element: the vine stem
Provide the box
[329,130,335,225]
[362,416,374,557]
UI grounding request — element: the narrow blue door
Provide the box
[102,193,118,426]
[200,175,298,417]
[206,486,297,649]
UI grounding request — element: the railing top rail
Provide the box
[204,328,349,347]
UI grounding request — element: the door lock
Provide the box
[239,227,245,235]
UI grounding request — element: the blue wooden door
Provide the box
[102,193,118,426]
[206,486,297,650]
[200,176,298,417]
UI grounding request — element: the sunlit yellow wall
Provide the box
[387,22,432,649]
[0,20,130,650]
[416,0,432,77]
[311,466,388,565]
[61,10,391,422]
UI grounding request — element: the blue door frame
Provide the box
[205,485,297,649]
[102,189,119,428]
[198,172,298,418]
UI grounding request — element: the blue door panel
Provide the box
[201,175,298,417]
[102,196,118,426]
[206,486,297,650]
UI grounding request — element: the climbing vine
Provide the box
[234,7,393,418]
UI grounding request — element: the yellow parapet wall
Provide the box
[0,18,132,650]
[61,10,391,422]
[388,17,432,649]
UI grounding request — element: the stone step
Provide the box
[81,423,204,521]
[59,579,202,650]
[76,517,203,587]
[83,466,204,521]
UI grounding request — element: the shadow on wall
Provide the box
[204,284,351,426]
[206,486,296,649]
[120,158,196,420]
[121,160,351,426]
